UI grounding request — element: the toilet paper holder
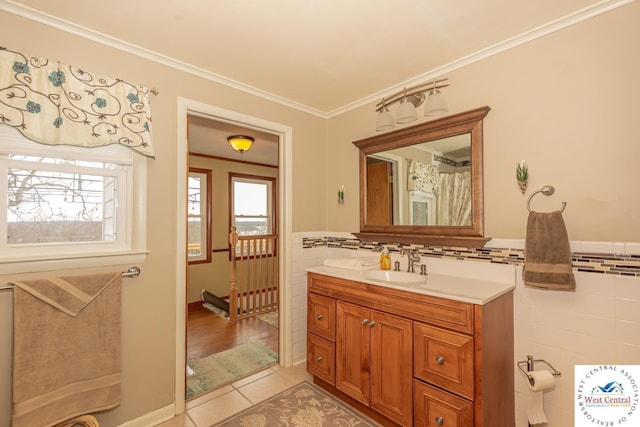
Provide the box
[518,355,562,381]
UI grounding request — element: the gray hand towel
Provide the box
[523,211,576,291]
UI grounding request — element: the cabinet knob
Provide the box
[361,318,369,325]
[435,416,444,425]
[368,320,376,328]
[315,356,323,362]
[316,314,323,320]
[435,356,445,365]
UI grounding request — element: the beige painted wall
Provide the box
[0,10,327,426]
[187,155,278,303]
[327,2,640,243]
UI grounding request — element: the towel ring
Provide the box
[527,185,566,213]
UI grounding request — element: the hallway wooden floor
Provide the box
[186,306,278,361]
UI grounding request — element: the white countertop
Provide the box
[305,265,515,305]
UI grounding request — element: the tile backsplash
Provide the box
[302,236,640,277]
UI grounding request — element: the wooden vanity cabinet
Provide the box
[307,272,514,427]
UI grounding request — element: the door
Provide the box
[336,301,414,426]
[336,301,370,405]
[370,310,413,426]
[366,161,393,225]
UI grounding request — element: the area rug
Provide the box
[186,341,278,399]
[214,381,381,426]
[255,310,278,328]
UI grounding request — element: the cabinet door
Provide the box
[336,301,370,405]
[370,310,413,427]
[308,293,336,341]
[414,380,473,426]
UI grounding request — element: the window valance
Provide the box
[0,47,155,158]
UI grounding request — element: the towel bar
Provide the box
[527,185,567,213]
[0,266,141,291]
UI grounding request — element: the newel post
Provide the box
[229,226,238,322]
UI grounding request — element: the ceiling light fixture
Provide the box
[227,135,255,153]
[375,78,449,131]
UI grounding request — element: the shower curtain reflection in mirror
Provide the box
[437,171,472,226]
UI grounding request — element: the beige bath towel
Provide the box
[12,272,122,427]
[523,211,576,291]
[54,414,99,427]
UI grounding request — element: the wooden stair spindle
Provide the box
[229,227,239,322]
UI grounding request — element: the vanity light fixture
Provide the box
[374,78,449,131]
[396,88,419,124]
[375,99,395,131]
[227,135,254,153]
[424,80,448,116]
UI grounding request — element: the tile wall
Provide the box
[291,231,640,427]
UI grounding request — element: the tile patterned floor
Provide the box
[156,363,312,427]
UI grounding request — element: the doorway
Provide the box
[175,98,293,414]
[185,116,280,399]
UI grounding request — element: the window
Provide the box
[0,126,147,271]
[187,168,211,264]
[230,174,275,236]
[230,174,276,256]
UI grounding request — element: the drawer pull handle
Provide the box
[435,416,444,425]
[368,320,376,328]
[361,318,369,325]
[315,356,323,362]
[316,314,323,320]
[435,356,445,365]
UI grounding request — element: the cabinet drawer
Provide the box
[414,322,474,400]
[307,333,335,385]
[414,380,473,426]
[308,293,336,341]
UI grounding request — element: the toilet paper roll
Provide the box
[527,369,555,392]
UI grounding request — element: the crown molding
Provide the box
[327,0,634,118]
[0,0,633,119]
[0,0,327,118]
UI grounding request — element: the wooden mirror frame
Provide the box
[353,106,491,248]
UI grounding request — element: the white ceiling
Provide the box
[188,116,279,166]
[3,0,625,162]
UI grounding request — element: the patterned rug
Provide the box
[255,310,278,328]
[186,342,278,399]
[214,381,381,426]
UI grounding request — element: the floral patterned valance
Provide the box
[408,159,441,194]
[0,47,154,158]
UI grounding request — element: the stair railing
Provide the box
[228,227,278,322]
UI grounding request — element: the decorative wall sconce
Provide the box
[516,160,528,193]
[227,135,254,153]
[375,78,449,131]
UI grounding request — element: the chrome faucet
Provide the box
[402,249,421,273]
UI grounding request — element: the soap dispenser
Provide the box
[380,247,391,270]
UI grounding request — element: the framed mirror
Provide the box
[352,106,491,247]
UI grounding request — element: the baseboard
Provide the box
[187,301,203,312]
[117,403,175,427]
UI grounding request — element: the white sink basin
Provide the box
[364,270,426,284]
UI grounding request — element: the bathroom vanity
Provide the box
[306,266,515,427]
